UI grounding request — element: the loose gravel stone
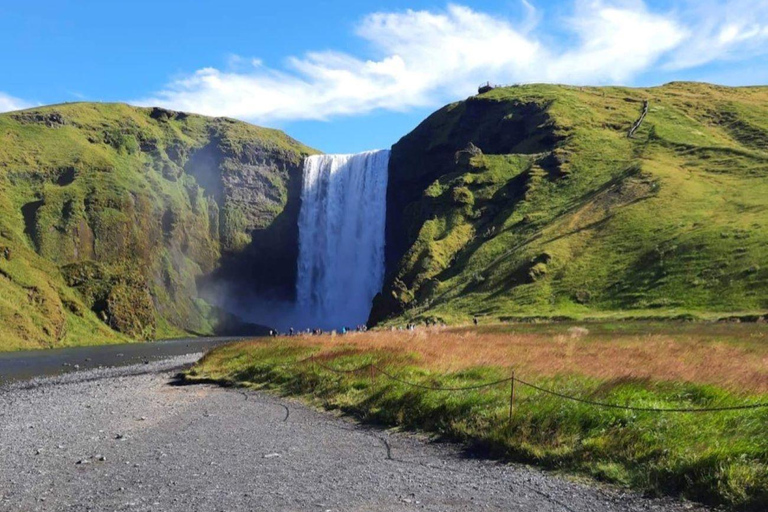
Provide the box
[0,355,711,512]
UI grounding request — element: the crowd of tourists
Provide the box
[267,318,458,337]
[268,324,369,337]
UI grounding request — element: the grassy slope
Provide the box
[0,102,314,350]
[189,324,768,510]
[377,82,768,325]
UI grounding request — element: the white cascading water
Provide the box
[296,150,390,329]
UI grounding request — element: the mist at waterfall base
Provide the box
[209,150,390,332]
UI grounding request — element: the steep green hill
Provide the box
[0,103,315,350]
[371,82,768,324]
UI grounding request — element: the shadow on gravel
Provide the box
[166,373,227,387]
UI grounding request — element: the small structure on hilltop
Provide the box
[478,82,495,94]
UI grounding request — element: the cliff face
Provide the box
[0,103,315,350]
[372,83,768,325]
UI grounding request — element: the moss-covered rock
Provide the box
[105,281,155,339]
[0,102,316,350]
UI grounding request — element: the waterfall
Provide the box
[296,150,389,329]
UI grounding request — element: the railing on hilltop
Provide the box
[628,99,650,138]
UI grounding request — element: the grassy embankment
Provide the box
[189,322,768,510]
[378,83,768,326]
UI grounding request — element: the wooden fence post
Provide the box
[508,370,516,423]
[310,354,315,393]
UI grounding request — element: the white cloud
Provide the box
[664,0,768,69]
[545,1,686,83]
[138,1,768,123]
[0,92,32,113]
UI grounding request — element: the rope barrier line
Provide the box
[512,376,768,413]
[290,356,768,413]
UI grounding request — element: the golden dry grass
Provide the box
[245,323,768,394]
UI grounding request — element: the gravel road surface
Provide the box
[0,356,708,512]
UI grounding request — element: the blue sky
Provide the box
[2,0,768,153]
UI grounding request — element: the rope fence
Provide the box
[297,354,768,415]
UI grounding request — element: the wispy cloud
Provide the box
[543,1,685,83]
[0,92,33,113]
[138,1,768,123]
[663,0,768,69]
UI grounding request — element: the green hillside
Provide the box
[372,82,768,324]
[0,102,315,350]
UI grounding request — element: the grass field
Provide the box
[189,322,768,510]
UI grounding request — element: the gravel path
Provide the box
[0,357,709,512]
